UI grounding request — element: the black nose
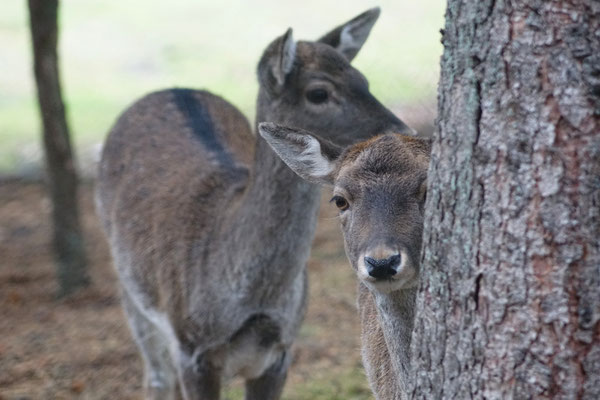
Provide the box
[364,254,401,279]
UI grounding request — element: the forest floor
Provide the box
[0,181,371,400]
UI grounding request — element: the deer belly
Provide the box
[223,314,284,380]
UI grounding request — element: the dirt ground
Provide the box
[0,181,371,400]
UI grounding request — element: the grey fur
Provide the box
[261,125,430,400]
[95,9,409,400]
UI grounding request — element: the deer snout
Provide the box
[358,247,417,293]
[364,254,401,280]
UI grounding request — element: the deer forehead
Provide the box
[295,41,366,82]
[337,135,418,175]
[334,135,429,196]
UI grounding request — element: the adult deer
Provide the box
[260,123,430,400]
[96,8,410,400]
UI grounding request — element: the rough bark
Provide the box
[411,0,600,399]
[28,0,89,296]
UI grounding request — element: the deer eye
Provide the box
[306,88,329,104]
[330,195,349,211]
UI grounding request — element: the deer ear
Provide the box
[258,122,342,185]
[318,7,380,62]
[271,28,296,86]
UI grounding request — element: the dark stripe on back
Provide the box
[171,88,237,170]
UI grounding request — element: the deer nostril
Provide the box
[364,254,401,279]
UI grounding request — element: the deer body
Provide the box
[260,126,430,400]
[96,8,409,400]
[99,89,313,385]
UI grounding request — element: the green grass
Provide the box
[222,365,372,400]
[0,0,444,173]
[284,366,372,400]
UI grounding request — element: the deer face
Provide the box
[259,124,431,294]
[330,136,429,293]
[256,8,410,146]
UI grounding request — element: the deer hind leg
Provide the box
[121,289,178,400]
[244,350,291,400]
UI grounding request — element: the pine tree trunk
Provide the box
[411,0,600,398]
[28,0,89,296]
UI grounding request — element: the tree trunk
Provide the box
[411,0,599,399]
[28,0,89,296]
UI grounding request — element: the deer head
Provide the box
[259,123,431,294]
[256,7,411,146]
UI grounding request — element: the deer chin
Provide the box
[356,251,418,294]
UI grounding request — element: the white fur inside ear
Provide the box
[339,25,360,54]
[275,32,296,85]
[282,36,296,76]
[297,136,334,178]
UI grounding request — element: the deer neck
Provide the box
[249,125,320,206]
[247,102,322,209]
[372,287,417,391]
[226,105,322,292]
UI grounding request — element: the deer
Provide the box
[259,123,431,400]
[95,7,412,400]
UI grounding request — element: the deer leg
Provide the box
[244,350,290,400]
[176,350,222,400]
[121,290,178,400]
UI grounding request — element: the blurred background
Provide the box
[1,0,443,398]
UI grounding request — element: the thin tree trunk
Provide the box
[411,0,599,398]
[28,0,89,296]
